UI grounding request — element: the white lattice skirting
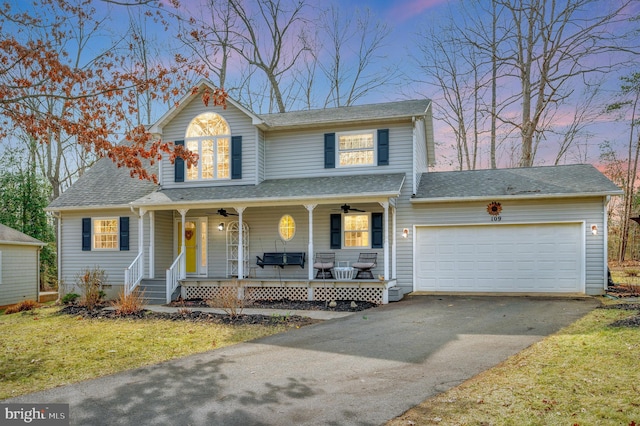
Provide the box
[181,282,387,304]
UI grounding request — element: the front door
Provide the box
[177,217,208,276]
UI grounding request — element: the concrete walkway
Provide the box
[6,295,599,425]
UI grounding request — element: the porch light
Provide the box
[591,224,598,235]
[402,228,409,238]
[218,222,225,231]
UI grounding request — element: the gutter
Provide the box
[410,191,624,204]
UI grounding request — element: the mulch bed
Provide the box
[599,301,640,328]
[168,298,378,312]
[58,299,377,327]
[58,305,320,327]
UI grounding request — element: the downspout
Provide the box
[52,211,62,302]
[604,195,610,291]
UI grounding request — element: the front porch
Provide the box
[180,277,397,305]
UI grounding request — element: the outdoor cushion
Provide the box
[314,262,334,269]
[352,262,375,269]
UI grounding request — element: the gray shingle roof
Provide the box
[132,173,406,207]
[259,99,431,128]
[0,223,45,246]
[47,158,158,210]
[414,164,622,201]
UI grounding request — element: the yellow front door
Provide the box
[178,221,198,274]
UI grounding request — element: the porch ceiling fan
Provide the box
[339,204,365,213]
[217,208,238,217]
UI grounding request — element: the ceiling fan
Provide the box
[217,208,238,217]
[339,204,365,213]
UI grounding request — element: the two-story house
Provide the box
[47,80,622,305]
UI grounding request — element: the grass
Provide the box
[387,301,640,426]
[0,305,291,400]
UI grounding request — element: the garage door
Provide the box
[415,223,583,293]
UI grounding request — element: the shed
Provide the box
[0,223,46,307]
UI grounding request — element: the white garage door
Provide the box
[415,223,583,293]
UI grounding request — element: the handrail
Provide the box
[166,251,185,304]
[124,252,144,296]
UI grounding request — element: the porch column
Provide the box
[305,204,317,281]
[392,204,397,279]
[178,208,188,279]
[149,211,155,279]
[380,201,390,280]
[236,207,246,279]
[138,208,146,280]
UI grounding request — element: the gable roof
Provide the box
[259,99,432,130]
[148,80,263,134]
[47,157,158,210]
[131,173,406,208]
[413,164,622,202]
[0,223,46,247]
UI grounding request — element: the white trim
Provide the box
[411,192,624,204]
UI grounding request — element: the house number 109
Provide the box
[491,215,502,222]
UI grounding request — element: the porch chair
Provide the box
[353,253,377,279]
[313,252,335,279]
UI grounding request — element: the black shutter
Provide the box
[324,133,336,169]
[330,214,342,249]
[82,218,91,251]
[371,213,383,248]
[120,217,129,251]
[174,140,185,182]
[231,136,242,179]
[377,129,389,166]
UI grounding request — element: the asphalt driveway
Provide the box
[6,295,599,425]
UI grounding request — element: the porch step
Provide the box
[388,286,404,302]
[139,279,167,305]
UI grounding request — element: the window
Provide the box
[185,112,231,181]
[93,218,118,250]
[338,131,375,167]
[279,215,296,241]
[344,214,369,248]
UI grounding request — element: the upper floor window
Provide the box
[338,131,375,167]
[93,218,118,250]
[185,112,231,181]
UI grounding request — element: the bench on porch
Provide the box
[256,252,306,269]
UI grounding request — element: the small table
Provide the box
[333,261,355,280]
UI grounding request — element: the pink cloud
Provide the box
[387,0,448,24]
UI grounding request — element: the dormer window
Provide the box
[185,112,231,181]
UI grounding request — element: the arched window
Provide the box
[185,112,231,181]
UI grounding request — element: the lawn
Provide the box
[0,305,294,400]
[387,300,640,426]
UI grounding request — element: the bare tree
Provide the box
[318,6,398,108]
[497,0,638,167]
[606,72,640,262]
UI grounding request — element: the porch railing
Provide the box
[124,252,144,296]
[166,251,185,304]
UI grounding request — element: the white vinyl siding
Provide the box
[59,210,139,297]
[160,101,256,188]
[0,244,39,306]
[393,197,608,296]
[265,123,413,179]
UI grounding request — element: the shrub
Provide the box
[207,279,251,318]
[4,300,39,315]
[61,293,80,304]
[76,267,107,310]
[112,288,147,315]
